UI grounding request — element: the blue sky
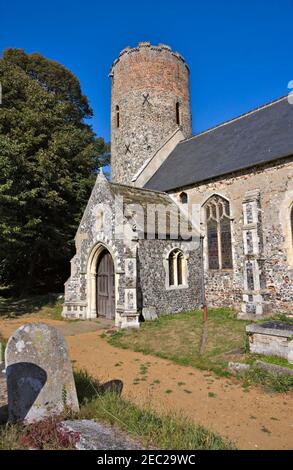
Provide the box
[2,0,293,142]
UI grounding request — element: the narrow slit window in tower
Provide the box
[116,105,120,128]
[176,102,180,125]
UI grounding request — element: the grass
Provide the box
[256,312,293,325]
[0,293,64,320]
[242,367,293,393]
[245,353,293,370]
[108,308,250,377]
[0,424,24,450]
[0,332,6,362]
[107,308,293,392]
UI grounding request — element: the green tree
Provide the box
[0,49,109,293]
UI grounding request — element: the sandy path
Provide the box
[1,317,292,450]
[66,332,293,450]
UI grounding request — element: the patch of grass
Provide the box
[260,426,271,434]
[73,369,101,404]
[243,367,293,393]
[0,294,64,320]
[139,364,149,375]
[0,334,6,362]
[257,313,293,325]
[165,389,173,394]
[108,308,250,377]
[245,353,293,371]
[108,309,293,393]
[0,424,24,450]
[208,392,216,398]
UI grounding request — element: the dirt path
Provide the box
[1,317,293,450]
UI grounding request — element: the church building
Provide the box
[62,42,293,327]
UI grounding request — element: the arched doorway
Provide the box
[96,249,115,319]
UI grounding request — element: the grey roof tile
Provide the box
[145,96,293,191]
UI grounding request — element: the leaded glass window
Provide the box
[205,196,233,270]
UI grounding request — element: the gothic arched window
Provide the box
[168,249,185,287]
[179,191,188,204]
[205,195,233,270]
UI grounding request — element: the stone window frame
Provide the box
[164,247,189,290]
[201,193,234,272]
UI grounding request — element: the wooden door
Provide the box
[96,251,115,319]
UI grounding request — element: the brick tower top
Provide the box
[110,42,192,185]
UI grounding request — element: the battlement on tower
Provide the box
[109,41,189,76]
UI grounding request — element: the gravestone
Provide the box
[5,323,79,423]
[142,307,158,321]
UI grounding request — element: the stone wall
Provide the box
[137,239,201,316]
[62,173,135,326]
[110,42,192,184]
[170,157,293,313]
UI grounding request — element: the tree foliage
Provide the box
[0,49,109,293]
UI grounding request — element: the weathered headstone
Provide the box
[5,323,79,423]
[142,307,158,321]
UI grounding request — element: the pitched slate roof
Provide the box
[145,96,293,192]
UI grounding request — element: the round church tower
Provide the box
[110,42,192,184]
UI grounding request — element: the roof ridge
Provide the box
[181,95,288,144]
[109,181,168,195]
